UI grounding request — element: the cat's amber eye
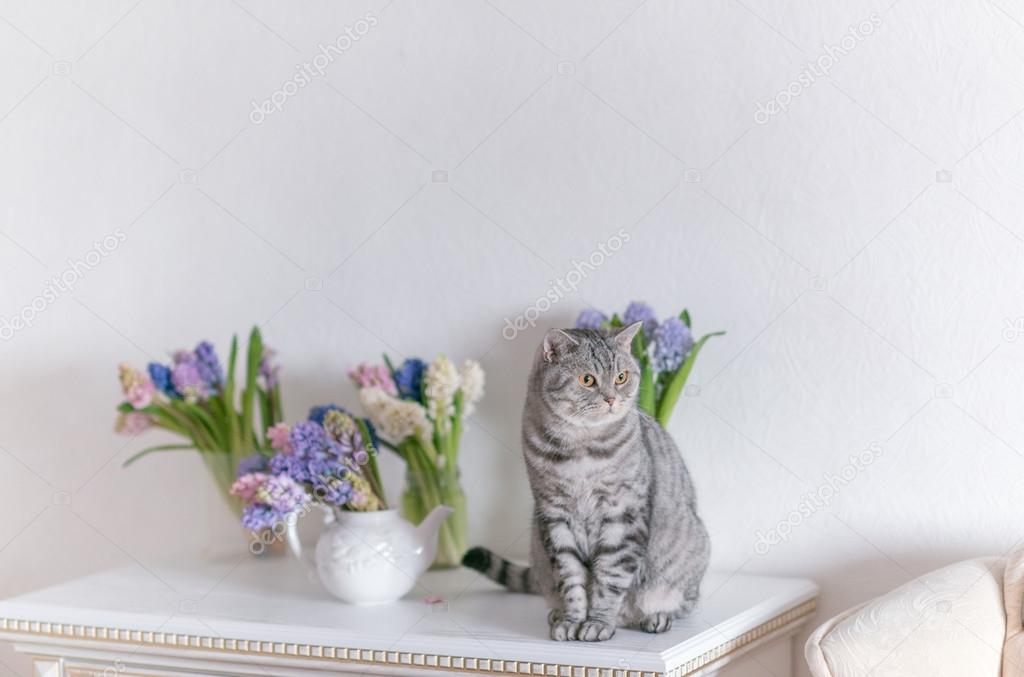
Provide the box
[579,374,596,387]
[615,371,629,385]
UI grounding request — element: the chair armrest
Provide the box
[805,557,1005,677]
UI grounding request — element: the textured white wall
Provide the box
[2,0,1024,674]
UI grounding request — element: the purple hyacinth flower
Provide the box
[262,474,309,514]
[306,452,344,481]
[241,504,276,531]
[194,341,223,390]
[236,453,267,478]
[267,451,295,479]
[575,309,608,329]
[171,350,193,365]
[313,474,354,506]
[273,421,349,484]
[259,347,280,389]
[171,361,208,402]
[653,316,694,373]
[623,301,659,337]
[289,421,327,457]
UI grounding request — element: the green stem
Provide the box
[199,450,242,516]
[404,441,443,508]
[450,392,464,467]
[400,435,467,568]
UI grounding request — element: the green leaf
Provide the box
[225,335,238,394]
[206,394,228,427]
[355,418,388,509]
[680,309,691,328]
[240,327,263,459]
[173,399,226,451]
[122,444,194,467]
[257,388,271,447]
[655,330,725,426]
[382,353,398,381]
[158,401,212,449]
[609,313,623,328]
[223,335,242,457]
[136,404,189,437]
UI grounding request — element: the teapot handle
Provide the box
[284,517,306,561]
[284,505,334,573]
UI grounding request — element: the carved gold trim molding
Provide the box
[4,599,816,677]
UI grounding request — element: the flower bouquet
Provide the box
[349,356,484,569]
[576,302,724,427]
[232,409,460,605]
[231,406,386,533]
[115,327,283,517]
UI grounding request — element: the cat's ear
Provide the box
[613,321,643,350]
[543,329,578,362]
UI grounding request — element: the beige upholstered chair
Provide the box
[805,554,1024,677]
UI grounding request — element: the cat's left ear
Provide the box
[543,329,578,362]
[614,321,643,350]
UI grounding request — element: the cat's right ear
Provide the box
[543,329,578,362]
[613,321,643,350]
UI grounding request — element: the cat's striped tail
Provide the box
[461,547,537,594]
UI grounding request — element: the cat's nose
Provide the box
[604,396,615,406]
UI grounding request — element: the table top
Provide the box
[0,556,817,676]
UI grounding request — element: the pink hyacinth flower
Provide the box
[118,363,155,408]
[115,411,152,436]
[347,362,398,397]
[230,472,268,504]
[126,381,155,409]
[267,422,293,453]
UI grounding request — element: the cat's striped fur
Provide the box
[463,324,710,641]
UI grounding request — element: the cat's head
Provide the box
[536,322,642,426]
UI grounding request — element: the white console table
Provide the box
[0,557,817,677]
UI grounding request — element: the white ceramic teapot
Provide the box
[287,506,453,605]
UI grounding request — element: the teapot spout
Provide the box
[415,505,455,544]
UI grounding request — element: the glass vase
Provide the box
[400,467,467,569]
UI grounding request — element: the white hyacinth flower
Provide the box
[424,355,459,432]
[358,386,429,445]
[458,359,485,417]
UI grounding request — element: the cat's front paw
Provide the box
[548,611,583,641]
[578,619,616,642]
[640,612,672,634]
[549,619,581,641]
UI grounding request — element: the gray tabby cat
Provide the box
[463,323,710,641]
